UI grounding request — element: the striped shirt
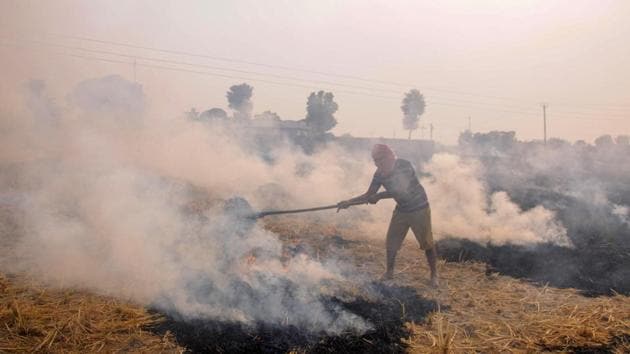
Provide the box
[370,159,429,212]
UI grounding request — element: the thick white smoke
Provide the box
[0,75,372,334]
[423,153,570,246]
[612,204,630,226]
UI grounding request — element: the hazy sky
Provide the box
[1,0,629,144]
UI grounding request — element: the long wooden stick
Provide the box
[251,201,365,219]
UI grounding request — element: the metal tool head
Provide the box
[222,196,258,234]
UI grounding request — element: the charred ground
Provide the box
[435,185,630,297]
[441,141,630,297]
[149,283,437,353]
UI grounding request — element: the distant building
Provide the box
[246,119,310,139]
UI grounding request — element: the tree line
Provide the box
[188,83,427,139]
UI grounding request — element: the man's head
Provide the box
[371,144,396,175]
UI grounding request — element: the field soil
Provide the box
[1,208,629,353]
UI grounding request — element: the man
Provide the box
[337,144,439,287]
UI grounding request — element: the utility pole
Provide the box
[430,123,434,141]
[133,59,137,83]
[468,116,472,132]
[542,103,548,145]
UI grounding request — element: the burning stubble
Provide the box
[1,75,375,334]
[1,74,586,335]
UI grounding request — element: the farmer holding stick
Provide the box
[337,144,439,287]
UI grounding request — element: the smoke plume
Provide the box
[423,153,570,246]
[0,75,371,334]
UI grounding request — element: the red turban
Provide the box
[371,144,396,175]
[371,144,396,161]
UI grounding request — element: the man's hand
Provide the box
[367,193,381,204]
[336,200,352,212]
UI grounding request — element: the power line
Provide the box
[21,39,410,95]
[11,37,629,121]
[7,32,630,117]
[16,36,544,110]
[73,55,402,100]
[47,33,561,104]
[0,39,545,113]
[55,34,417,86]
[54,34,630,114]
[552,103,630,113]
[2,38,628,123]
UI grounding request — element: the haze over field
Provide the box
[1,0,629,144]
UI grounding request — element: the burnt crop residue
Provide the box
[438,237,630,296]
[149,283,439,353]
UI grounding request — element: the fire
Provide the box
[246,253,256,266]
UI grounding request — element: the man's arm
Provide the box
[337,183,380,210]
[367,190,394,204]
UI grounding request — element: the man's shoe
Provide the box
[380,272,393,281]
[430,277,440,288]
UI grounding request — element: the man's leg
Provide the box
[410,207,439,287]
[425,246,439,287]
[383,210,409,280]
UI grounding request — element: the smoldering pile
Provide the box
[119,193,375,335]
[0,163,366,334]
[148,204,439,353]
[149,282,437,353]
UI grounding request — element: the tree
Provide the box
[226,83,253,120]
[401,89,426,139]
[254,110,281,122]
[304,91,338,134]
[574,140,588,148]
[594,134,614,148]
[458,130,516,153]
[615,135,629,145]
[199,108,228,122]
[548,137,570,149]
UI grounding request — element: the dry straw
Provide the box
[0,274,182,353]
[268,217,630,353]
